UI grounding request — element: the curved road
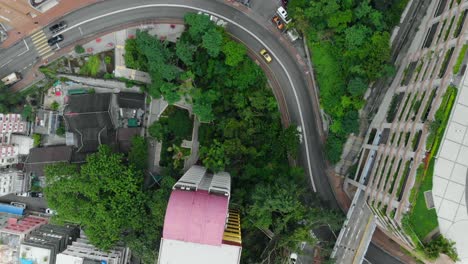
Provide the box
[0,0,404,263]
[0,0,338,207]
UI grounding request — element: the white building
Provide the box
[56,232,129,264]
[0,169,26,196]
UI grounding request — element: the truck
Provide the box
[1,72,21,86]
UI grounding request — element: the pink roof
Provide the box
[163,189,229,246]
[3,216,47,234]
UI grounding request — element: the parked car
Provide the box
[45,208,57,215]
[11,202,27,209]
[272,15,284,30]
[30,192,43,198]
[16,192,30,197]
[260,49,272,63]
[47,34,64,46]
[49,21,67,33]
[276,6,292,24]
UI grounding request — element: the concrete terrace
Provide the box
[433,67,468,263]
[344,0,468,252]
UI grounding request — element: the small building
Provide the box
[10,134,34,156]
[0,169,26,196]
[23,146,73,187]
[0,113,27,134]
[56,231,129,264]
[34,110,60,135]
[0,216,48,264]
[158,166,242,264]
[19,224,80,264]
[117,92,145,128]
[116,127,141,153]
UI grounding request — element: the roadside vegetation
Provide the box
[288,0,404,163]
[43,13,343,264]
[403,86,458,261]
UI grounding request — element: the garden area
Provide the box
[288,0,402,163]
[148,106,193,173]
[403,85,458,261]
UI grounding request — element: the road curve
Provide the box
[0,0,338,208]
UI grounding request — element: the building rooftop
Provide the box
[24,146,73,177]
[158,238,242,264]
[117,92,145,109]
[163,189,229,246]
[63,93,115,153]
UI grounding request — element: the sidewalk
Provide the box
[1,0,101,49]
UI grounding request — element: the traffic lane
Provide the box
[0,193,48,212]
[365,243,404,264]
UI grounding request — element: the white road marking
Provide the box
[13,39,31,58]
[0,59,13,68]
[56,3,318,192]
[78,27,83,36]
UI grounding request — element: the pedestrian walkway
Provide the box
[30,30,54,59]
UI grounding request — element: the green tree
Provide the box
[32,134,41,147]
[128,136,148,172]
[44,145,148,250]
[160,82,181,104]
[147,81,162,99]
[200,140,229,172]
[184,13,213,42]
[176,39,197,66]
[344,25,371,49]
[202,28,223,57]
[51,101,59,111]
[222,40,247,67]
[22,105,33,121]
[347,77,368,97]
[191,88,217,122]
[75,45,85,54]
[148,121,167,141]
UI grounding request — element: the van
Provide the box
[276,6,292,24]
[11,202,27,209]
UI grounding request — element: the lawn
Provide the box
[156,106,193,169]
[408,159,438,239]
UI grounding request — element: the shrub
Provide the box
[103,73,114,79]
[51,101,59,111]
[75,45,85,54]
[104,56,112,64]
[80,55,101,77]
[56,126,65,136]
[33,134,41,147]
[452,44,468,74]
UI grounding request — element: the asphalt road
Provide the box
[0,0,401,262]
[0,0,338,207]
[365,243,404,264]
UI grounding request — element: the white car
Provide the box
[45,208,57,215]
[16,192,30,197]
[297,126,303,143]
[290,253,298,264]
